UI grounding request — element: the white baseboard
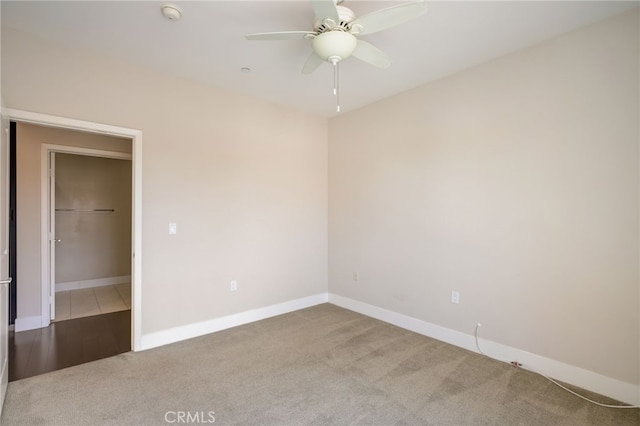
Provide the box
[328,293,640,407]
[56,275,131,292]
[139,293,329,351]
[14,315,43,332]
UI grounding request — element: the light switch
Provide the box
[169,223,177,235]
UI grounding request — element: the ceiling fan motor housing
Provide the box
[313,5,356,32]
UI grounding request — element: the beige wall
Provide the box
[329,9,639,386]
[55,153,132,284]
[16,123,131,318]
[3,28,329,333]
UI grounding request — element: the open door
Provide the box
[0,111,12,411]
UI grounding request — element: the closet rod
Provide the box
[55,208,115,212]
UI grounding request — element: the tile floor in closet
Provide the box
[55,283,131,321]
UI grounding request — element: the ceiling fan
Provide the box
[246,0,428,112]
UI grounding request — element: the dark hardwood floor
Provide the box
[9,310,131,381]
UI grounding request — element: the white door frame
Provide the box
[5,109,143,351]
[44,146,133,323]
[48,151,55,321]
[0,102,11,414]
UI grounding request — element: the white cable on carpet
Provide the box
[473,323,640,409]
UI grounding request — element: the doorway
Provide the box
[51,152,132,321]
[8,122,138,380]
[46,148,132,323]
[5,109,142,352]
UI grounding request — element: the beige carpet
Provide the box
[2,304,638,425]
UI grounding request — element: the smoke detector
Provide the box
[161,4,182,21]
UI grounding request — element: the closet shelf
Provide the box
[55,208,115,213]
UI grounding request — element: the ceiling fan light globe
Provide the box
[312,31,357,62]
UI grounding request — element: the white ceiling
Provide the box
[2,0,637,117]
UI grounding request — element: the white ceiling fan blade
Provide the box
[311,0,339,21]
[302,51,325,74]
[245,31,314,40]
[352,40,391,69]
[350,0,427,35]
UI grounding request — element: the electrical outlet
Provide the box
[451,290,459,304]
[352,272,359,282]
[230,280,237,292]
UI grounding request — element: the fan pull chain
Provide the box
[333,60,340,113]
[333,61,338,96]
